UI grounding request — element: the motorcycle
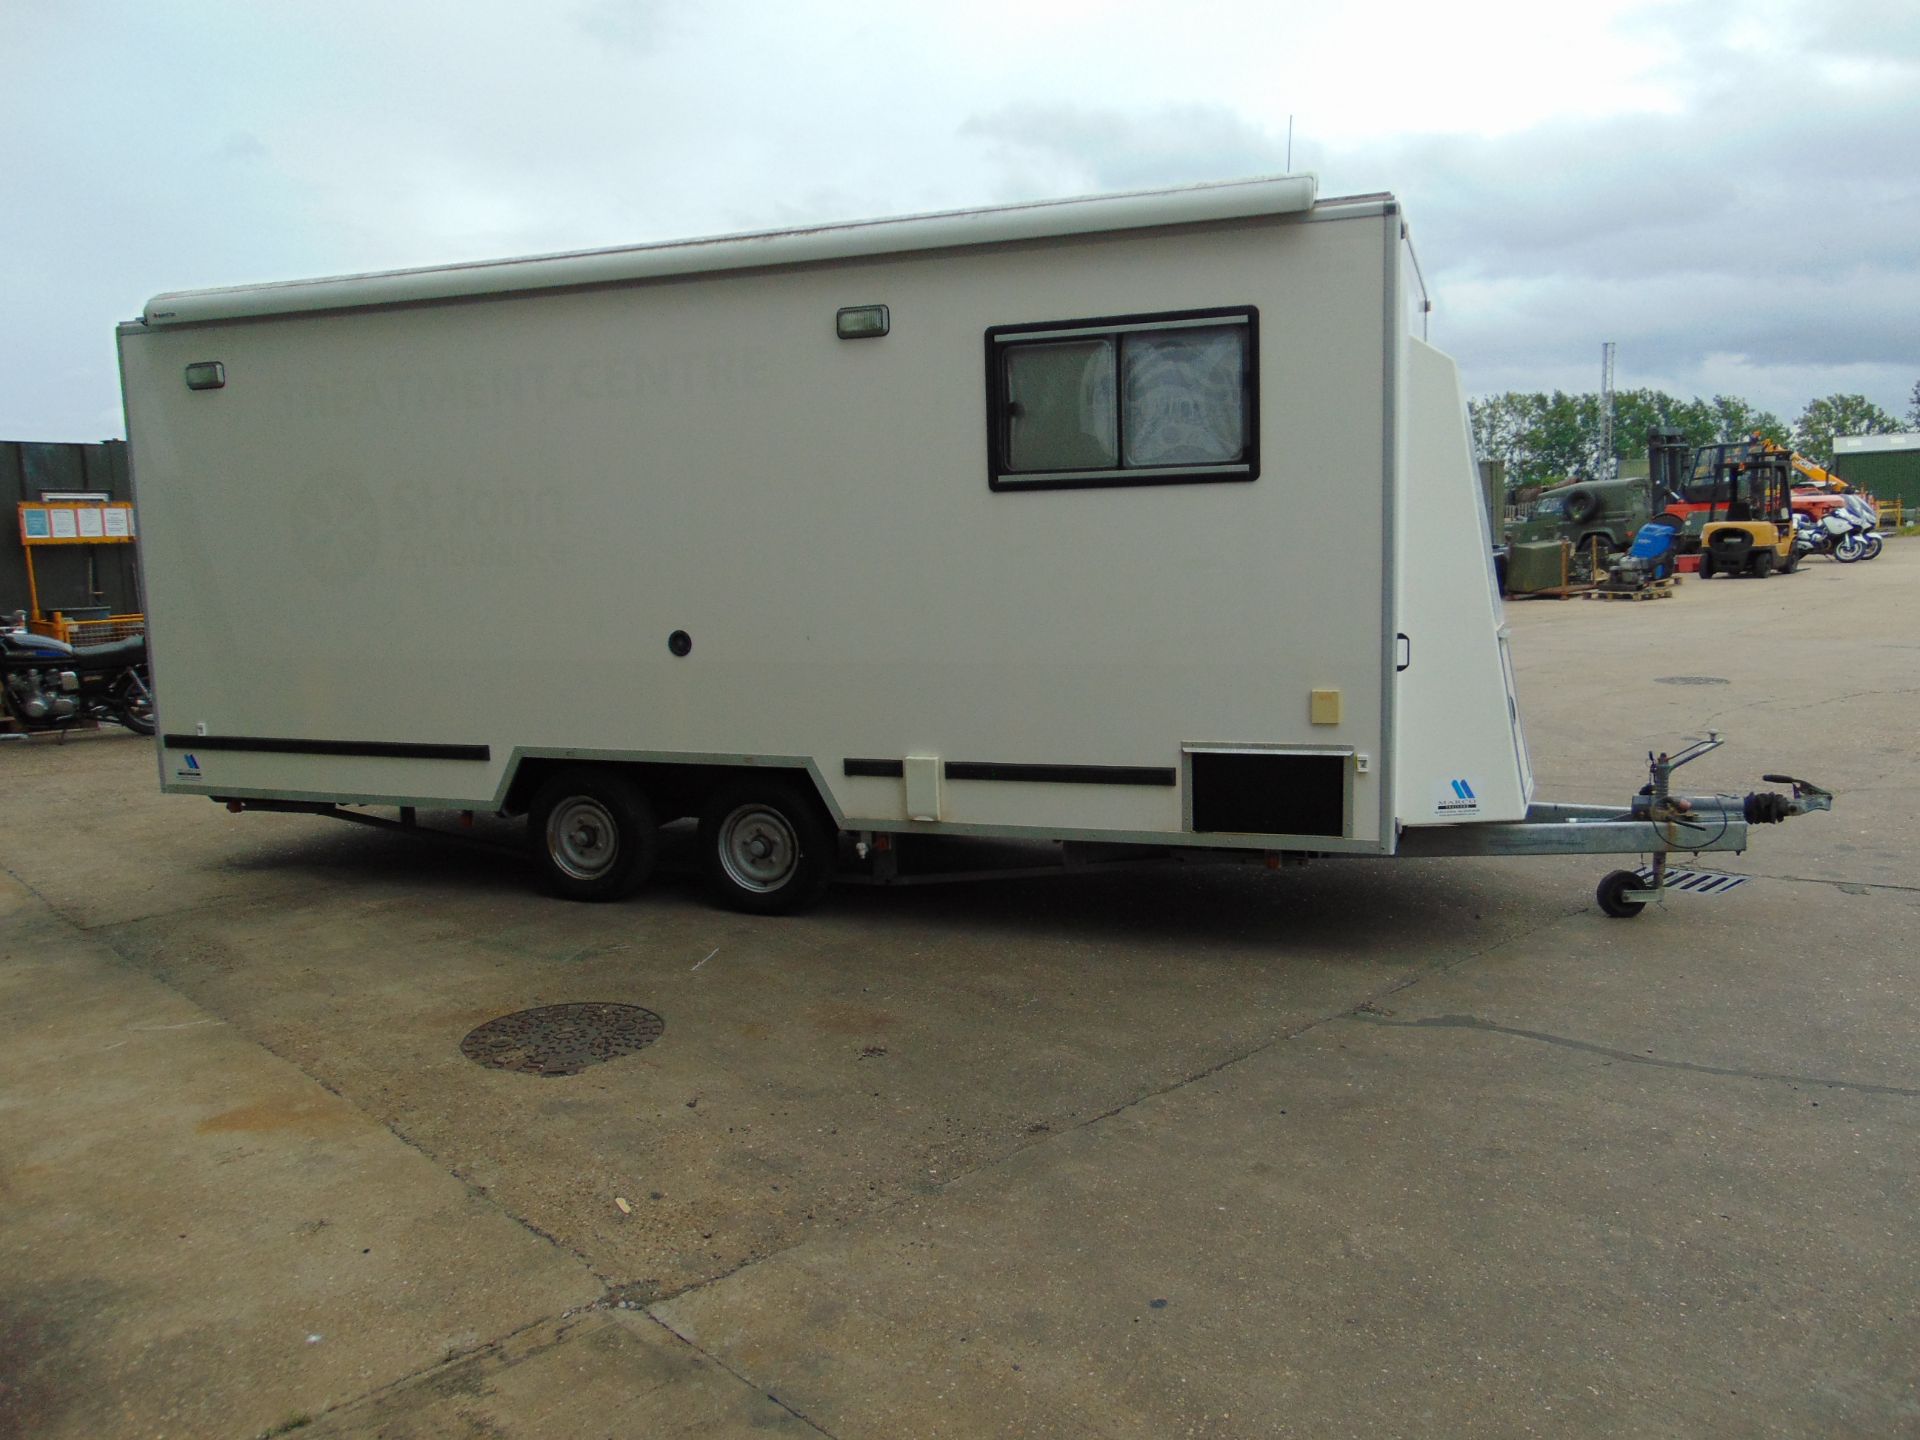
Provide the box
[1841,494,1885,560]
[1793,508,1877,563]
[1,615,155,737]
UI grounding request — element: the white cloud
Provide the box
[0,0,1912,438]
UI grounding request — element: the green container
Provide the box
[1506,540,1568,594]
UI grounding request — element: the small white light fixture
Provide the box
[835,304,889,340]
[184,361,226,391]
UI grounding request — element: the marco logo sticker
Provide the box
[1434,777,1480,817]
[174,753,202,781]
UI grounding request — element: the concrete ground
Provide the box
[3,544,1916,1439]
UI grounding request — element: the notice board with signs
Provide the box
[19,502,137,544]
[14,502,145,645]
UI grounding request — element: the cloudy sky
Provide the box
[5,0,1915,440]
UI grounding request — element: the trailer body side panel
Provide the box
[123,203,1404,851]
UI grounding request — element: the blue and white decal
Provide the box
[1433,776,1480,817]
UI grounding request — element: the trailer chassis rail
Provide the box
[214,734,1829,920]
[1397,800,1751,858]
[1397,732,1830,917]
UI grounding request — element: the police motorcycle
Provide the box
[1,613,155,737]
[1793,503,1880,564]
[1842,494,1886,561]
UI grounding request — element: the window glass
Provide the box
[1121,326,1247,466]
[989,307,1256,490]
[1005,339,1117,472]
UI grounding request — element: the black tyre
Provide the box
[1863,534,1883,560]
[1698,553,1716,579]
[528,768,659,902]
[1781,547,1801,574]
[1596,869,1650,919]
[1565,489,1599,524]
[1750,549,1775,578]
[112,672,156,735]
[698,777,836,915]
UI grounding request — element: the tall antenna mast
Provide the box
[1599,340,1617,478]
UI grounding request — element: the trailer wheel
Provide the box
[699,778,835,915]
[1596,869,1650,919]
[529,769,659,902]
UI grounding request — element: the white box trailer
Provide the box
[118,175,1827,914]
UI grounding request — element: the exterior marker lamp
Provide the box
[835,305,889,339]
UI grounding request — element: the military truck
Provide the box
[1509,474,1651,559]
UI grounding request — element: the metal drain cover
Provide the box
[461,1003,664,1076]
[1654,675,1730,685]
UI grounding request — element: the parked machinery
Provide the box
[1696,449,1799,578]
[1515,475,1650,561]
[0,615,155,736]
[1645,426,1695,538]
[1596,520,1680,593]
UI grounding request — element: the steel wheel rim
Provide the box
[548,797,620,880]
[718,804,799,893]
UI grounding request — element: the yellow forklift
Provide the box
[1696,447,1800,578]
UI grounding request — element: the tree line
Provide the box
[1470,382,1920,486]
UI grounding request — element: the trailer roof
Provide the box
[137,173,1323,328]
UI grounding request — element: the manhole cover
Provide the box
[460,1003,664,1076]
[1653,675,1730,686]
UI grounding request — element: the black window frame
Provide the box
[984,305,1261,493]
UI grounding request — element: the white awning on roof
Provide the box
[140,172,1321,328]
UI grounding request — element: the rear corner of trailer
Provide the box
[116,313,186,791]
[1390,322,1533,835]
[117,301,365,806]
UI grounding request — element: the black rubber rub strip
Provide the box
[945,761,1175,786]
[844,757,1175,787]
[162,734,490,761]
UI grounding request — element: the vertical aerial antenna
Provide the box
[1287,115,1294,171]
[1599,341,1617,478]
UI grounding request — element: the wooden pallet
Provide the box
[1585,579,1676,602]
[1508,584,1596,600]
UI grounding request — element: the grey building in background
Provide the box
[1,439,141,621]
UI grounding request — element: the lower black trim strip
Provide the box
[843,758,906,778]
[945,761,1175,787]
[162,734,490,762]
